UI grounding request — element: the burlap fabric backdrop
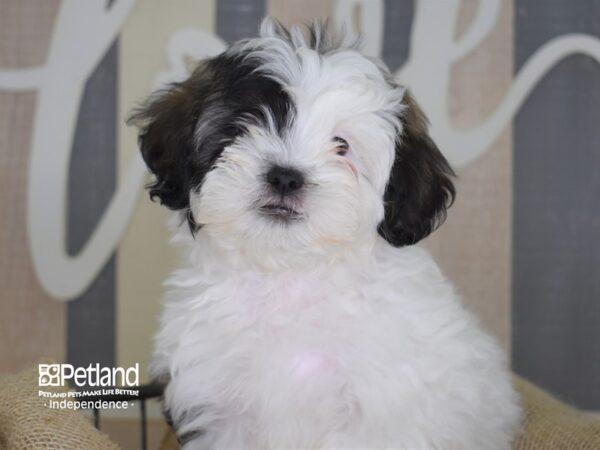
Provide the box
[0,363,119,450]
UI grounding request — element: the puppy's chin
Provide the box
[193,223,347,272]
[186,208,375,272]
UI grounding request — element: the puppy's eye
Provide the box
[333,136,349,156]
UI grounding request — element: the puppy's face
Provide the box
[130,19,454,268]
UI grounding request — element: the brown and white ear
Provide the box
[127,60,232,236]
[128,82,199,211]
[378,91,456,247]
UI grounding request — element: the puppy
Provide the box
[130,19,521,450]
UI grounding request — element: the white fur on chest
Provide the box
[152,242,520,450]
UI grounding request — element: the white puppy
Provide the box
[130,19,521,450]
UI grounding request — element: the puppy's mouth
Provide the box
[259,203,302,221]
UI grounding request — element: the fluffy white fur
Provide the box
[147,19,521,450]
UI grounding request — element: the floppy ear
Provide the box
[128,77,202,212]
[127,59,239,233]
[378,91,456,246]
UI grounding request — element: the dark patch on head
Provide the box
[378,91,456,246]
[128,47,294,231]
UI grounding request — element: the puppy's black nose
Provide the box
[266,166,304,195]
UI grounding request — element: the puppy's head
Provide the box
[129,19,454,268]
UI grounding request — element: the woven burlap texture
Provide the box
[0,361,119,450]
[512,375,600,450]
